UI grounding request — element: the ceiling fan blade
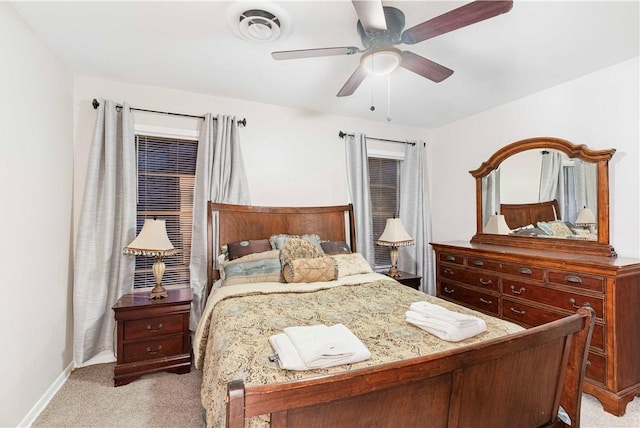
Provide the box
[400,51,453,83]
[272,47,360,61]
[402,0,513,45]
[337,66,368,97]
[352,0,387,33]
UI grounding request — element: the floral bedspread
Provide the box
[195,273,523,427]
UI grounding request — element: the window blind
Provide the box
[368,156,401,269]
[133,134,198,289]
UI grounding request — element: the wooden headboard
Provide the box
[500,199,560,230]
[206,203,355,285]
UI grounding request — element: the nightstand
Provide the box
[384,271,422,290]
[112,287,192,386]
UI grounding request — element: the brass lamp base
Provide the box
[149,256,168,300]
[387,247,400,278]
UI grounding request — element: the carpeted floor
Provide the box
[32,363,639,427]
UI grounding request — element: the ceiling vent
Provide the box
[227,2,291,43]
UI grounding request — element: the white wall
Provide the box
[73,77,431,240]
[0,4,74,427]
[430,57,640,258]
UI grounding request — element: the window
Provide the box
[368,155,402,270]
[133,133,198,289]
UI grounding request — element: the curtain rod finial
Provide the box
[92,99,100,110]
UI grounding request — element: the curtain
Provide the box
[538,150,565,219]
[345,133,374,265]
[482,169,501,225]
[73,100,137,366]
[574,161,598,219]
[189,114,249,330]
[398,141,434,295]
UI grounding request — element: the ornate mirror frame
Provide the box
[469,137,617,257]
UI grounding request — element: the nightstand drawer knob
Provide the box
[147,323,164,332]
[146,345,163,355]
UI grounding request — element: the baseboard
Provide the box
[17,361,74,428]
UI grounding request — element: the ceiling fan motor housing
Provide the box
[357,7,405,50]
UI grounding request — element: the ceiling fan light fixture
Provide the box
[361,49,402,76]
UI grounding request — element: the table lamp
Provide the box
[123,218,179,299]
[376,218,414,278]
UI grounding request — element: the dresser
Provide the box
[431,241,640,416]
[112,287,192,386]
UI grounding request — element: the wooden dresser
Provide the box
[112,287,192,386]
[431,241,640,416]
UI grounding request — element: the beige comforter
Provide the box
[194,273,523,427]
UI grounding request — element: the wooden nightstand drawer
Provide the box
[122,336,184,363]
[124,314,183,341]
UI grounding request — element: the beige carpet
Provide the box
[32,363,639,427]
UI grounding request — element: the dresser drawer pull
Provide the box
[569,298,591,310]
[443,287,455,294]
[565,275,583,284]
[509,307,526,315]
[479,278,492,286]
[147,323,164,332]
[519,268,533,275]
[145,345,163,355]
[473,260,485,266]
[445,255,456,262]
[443,268,455,276]
[510,285,526,295]
[479,298,492,305]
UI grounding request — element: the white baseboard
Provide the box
[18,361,74,428]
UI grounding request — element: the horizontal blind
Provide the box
[368,156,401,269]
[134,134,198,288]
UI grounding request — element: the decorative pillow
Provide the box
[320,241,352,255]
[536,221,553,236]
[279,237,324,268]
[282,256,337,283]
[331,253,373,278]
[270,234,322,251]
[220,250,282,286]
[227,239,272,260]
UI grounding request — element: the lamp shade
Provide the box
[376,218,414,247]
[123,219,177,256]
[484,214,511,235]
[575,207,596,225]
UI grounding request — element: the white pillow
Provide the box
[331,253,373,278]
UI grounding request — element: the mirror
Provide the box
[470,137,616,257]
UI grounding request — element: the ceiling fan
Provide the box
[272,1,513,97]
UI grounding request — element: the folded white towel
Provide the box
[406,310,487,342]
[269,324,371,370]
[409,301,480,328]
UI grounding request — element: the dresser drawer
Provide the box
[502,279,603,319]
[547,270,605,293]
[438,253,465,265]
[440,281,498,315]
[122,335,184,363]
[438,265,499,292]
[501,298,565,327]
[124,314,184,341]
[586,352,606,385]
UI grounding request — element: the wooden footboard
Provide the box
[226,307,595,428]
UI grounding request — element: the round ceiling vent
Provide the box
[227,2,291,43]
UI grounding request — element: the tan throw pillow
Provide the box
[283,257,337,283]
[279,237,324,267]
[331,253,373,278]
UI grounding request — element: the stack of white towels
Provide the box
[269,324,371,371]
[406,301,487,342]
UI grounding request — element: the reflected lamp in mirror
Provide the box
[484,214,511,235]
[123,218,179,299]
[376,218,414,278]
[575,207,596,233]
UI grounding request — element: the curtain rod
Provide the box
[91,99,247,127]
[338,130,415,146]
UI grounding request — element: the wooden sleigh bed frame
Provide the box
[205,203,595,428]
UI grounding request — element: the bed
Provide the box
[194,202,594,428]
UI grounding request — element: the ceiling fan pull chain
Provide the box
[370,72,376,112]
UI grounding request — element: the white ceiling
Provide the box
[11,1,640,129]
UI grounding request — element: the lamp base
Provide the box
[149,285,168,300]
[150,257,168,299]
[387,266,401,278]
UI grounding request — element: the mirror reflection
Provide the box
[482,149,598,240]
